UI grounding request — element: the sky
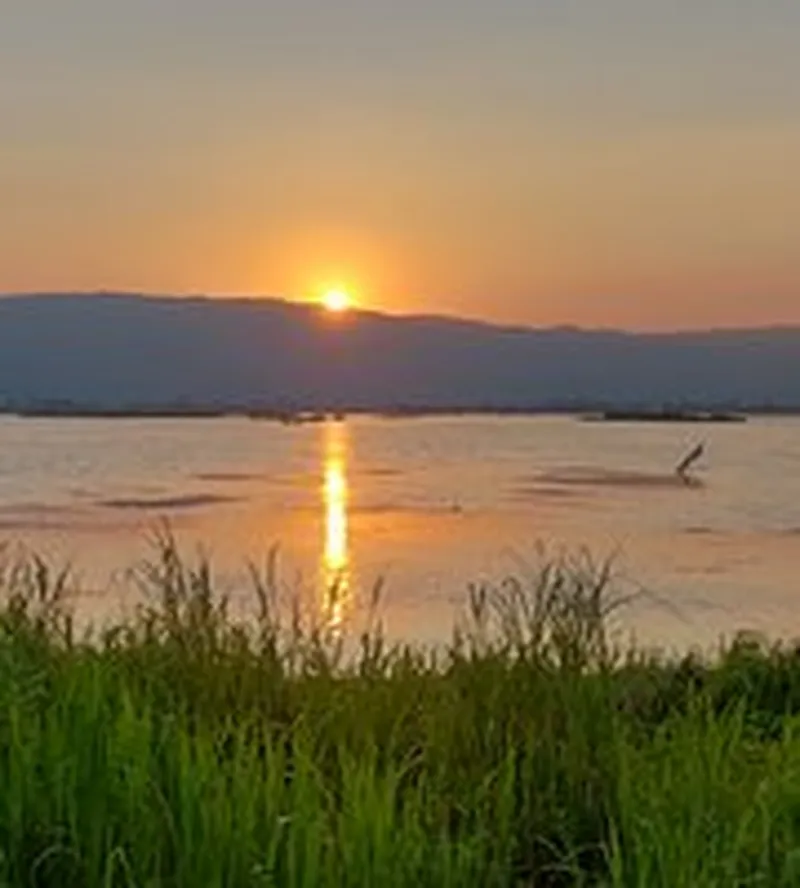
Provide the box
[2,0,799,329]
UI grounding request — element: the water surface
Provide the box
[1,414,798,650]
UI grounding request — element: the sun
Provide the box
[322,288,351,313]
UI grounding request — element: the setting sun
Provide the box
[322,289,351,313]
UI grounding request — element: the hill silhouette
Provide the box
[0,293,798,412]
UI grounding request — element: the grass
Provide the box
[1,536,800,886]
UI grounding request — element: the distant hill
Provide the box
[0,293,798,411]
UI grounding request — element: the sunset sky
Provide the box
[2,1,799,329]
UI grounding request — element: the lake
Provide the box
[1,414,798,651]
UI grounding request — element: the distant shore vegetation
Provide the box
[6,400,799,422]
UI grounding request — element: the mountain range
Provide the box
[0,293,798,411]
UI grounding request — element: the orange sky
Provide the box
[2,2,799,330]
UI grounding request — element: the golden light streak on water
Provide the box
[322,420,350,628]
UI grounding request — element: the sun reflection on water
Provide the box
[322,420,350,628]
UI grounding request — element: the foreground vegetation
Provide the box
[2,540,800,886]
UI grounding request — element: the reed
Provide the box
[1,536,799,886]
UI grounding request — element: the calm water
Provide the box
[1,414,799,650]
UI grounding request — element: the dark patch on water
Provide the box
[512,484,588,501]
[194,472,261,483]
[683,525,715,535]
[532,466,705,490]
[356,502,464,516]
[100,493,240,511]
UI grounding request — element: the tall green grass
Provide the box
[1,537,800,886]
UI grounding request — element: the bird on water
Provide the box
[675,441,705,479]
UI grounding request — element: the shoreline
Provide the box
[2,405,798,421]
